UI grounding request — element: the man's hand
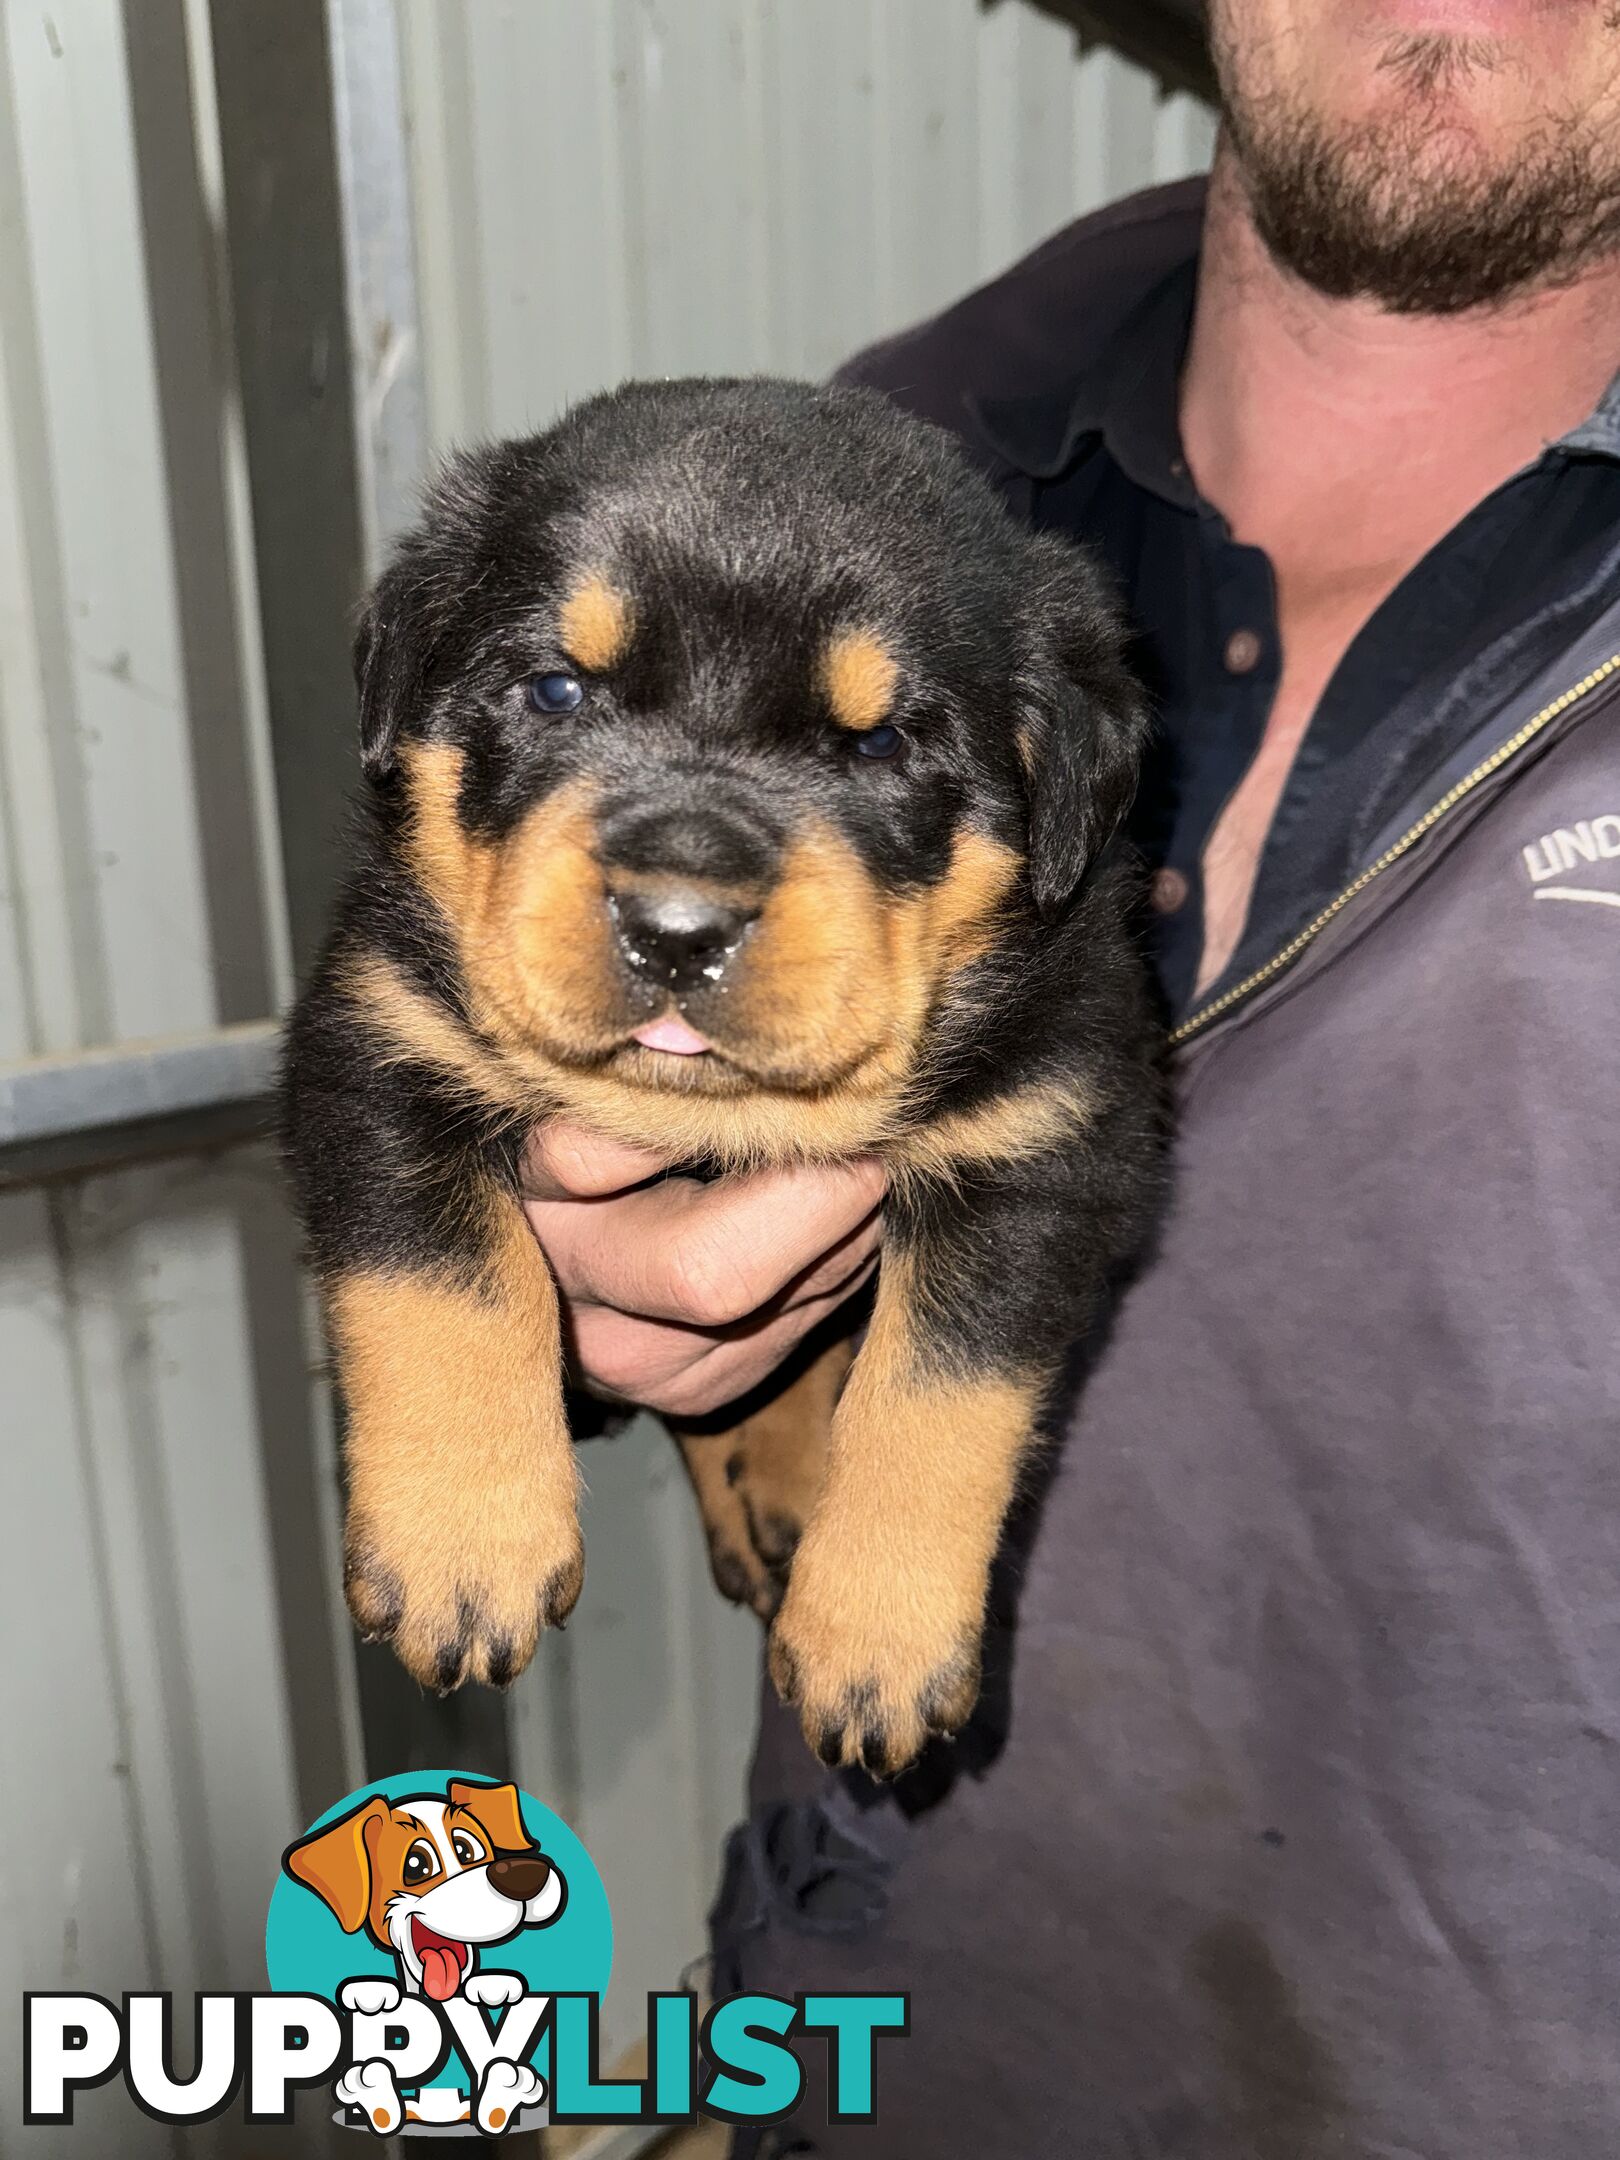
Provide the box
[521,1124,884,1418]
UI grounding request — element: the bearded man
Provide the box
[521,5,1620,2151]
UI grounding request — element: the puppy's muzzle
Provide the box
[611,888,757,990]
[597,796,777,995]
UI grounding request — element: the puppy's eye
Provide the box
[402,1841,438,1885]
[852,723,904,762]
[451,1831,485,1867]
[526,672,585,714]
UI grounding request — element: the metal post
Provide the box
[204,0,517,1797]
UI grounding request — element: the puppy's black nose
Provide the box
[612,889,757,988]
[487,1854,551,1904]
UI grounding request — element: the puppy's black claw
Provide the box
[710,1545,755,1607]
[858,1720,897,1779]
[751,1508,802,1570]
[814,1721,846,1768]
[538,1554,585,1631]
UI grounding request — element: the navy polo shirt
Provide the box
[982,257,1620,1018]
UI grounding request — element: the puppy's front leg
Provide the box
[331,1202,583,1691]
[767,1235,1044,1777]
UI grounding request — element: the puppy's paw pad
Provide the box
[477,2059,545,2134]
[463,1969,526,2009]
[339,1978,402,2016]
[335,2060,403,2135]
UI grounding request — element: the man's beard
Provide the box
[1215,29,1620,315]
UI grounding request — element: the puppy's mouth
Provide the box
[411,1917,471,2002]
[631,1015,713,1056]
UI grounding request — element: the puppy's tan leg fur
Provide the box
[768,1257,1039,1774]
[672,1333,849,1618]
[331,1208,582,1690]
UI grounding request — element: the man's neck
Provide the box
[1180,142,1620,585]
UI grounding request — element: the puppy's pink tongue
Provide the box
[420,1945,462,2002]
[633,1017,711,1055]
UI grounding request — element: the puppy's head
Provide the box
[356,380,1143,1158]
[283,1780,564,2000]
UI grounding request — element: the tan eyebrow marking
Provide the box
[559,574,632,671]
[820,628,899,731]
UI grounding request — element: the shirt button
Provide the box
[1150,867,1190,915]
[1224,627,1263,674]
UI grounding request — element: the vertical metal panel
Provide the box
[396,0,1216,2061]
[0,5,355,2150]
[402,0,1215,454]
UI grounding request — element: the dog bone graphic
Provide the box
[477,2058,545,2136]
[335,2058,403,2136]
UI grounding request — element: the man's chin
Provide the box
[1214,0,1620,313]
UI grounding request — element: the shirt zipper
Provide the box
[1169,650,1620,1050]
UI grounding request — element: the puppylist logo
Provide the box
[23,1771,908,2136]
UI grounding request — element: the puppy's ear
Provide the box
[354,447,499,780]
[449,1779,533,1856]
[1017,534,1148,921]
[353,563,417,783]
[283,1796,388,1934]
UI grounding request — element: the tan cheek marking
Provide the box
[474,786,628,1048]
[890,1079,1098,1185]
[923,828,1022,960]
[401,742,498,933]
[821,628,899,731]
[340,951,529,1115]
[398,745,623,1058]
[560,574,632,671]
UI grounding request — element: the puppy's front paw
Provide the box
[336,2059,403,2135]
[339,1978,402,2016]
[767,1533,984,1777]
[345,1476,584,1692]
[463,1970,526,2009]
[477,2059,545,2134]
[704,1488,803,1622]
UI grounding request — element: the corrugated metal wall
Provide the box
[0,1,1211,2147]
[400,0,1214,444]
[1,3,354,2151]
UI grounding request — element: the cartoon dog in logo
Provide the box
[283,1778,564,2132]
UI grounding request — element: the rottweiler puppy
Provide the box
[282,378,1161,1775]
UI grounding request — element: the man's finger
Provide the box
[527,1156,886,1325]
[570,1258,878,1417]
[522,1120,671,1201]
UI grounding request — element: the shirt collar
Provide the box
[969,257,1202,508]
[1555,364,1620,462]
[970,253,1620,489]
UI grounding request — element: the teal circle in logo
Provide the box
[266,1770,611,2112]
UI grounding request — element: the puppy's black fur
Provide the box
[282,378,1162,1773]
